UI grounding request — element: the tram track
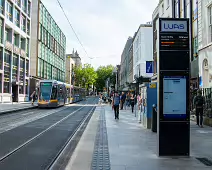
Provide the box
[0,107,71,134]
[0,99,90,134]
[0,97,97,170]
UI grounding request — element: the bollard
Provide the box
[151,104,157,132]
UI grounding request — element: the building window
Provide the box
[27,20,30,35]
[19,85,24,94]
[209,6,212,43]
[14,33,19,47]
[193,36,198,57]
[25,79,28,94]
[0,18,3,43]
[4,82,9,93]
[167,0,169,7]
[27,0,31,16]
[6,1,13,21]
[0,73,2,93]
[0,48,2,69]
[15,0,20,7]
[12,54,18,82]
[37,58,40,77]
[21,15,26,32]
[4,51,11,93]
[14,8,20,27]
[38,23,42,40]
[40,58,44,78]
[0,0,4,14]
[162,4,164,14]
[21,38,26,50]
[19,57,24,82]
[21,0,26,13]
[26,59,29,77]
[26,38,29,57]
[175,1,179,17]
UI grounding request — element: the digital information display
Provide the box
[40,82,52,86]
[163,76,186,118]
[160,35,189,51]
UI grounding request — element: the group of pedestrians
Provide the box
[111,91,143,120]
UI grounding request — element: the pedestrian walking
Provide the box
[130,94,135,113]
[99,93,103,105]
[112,92,120,119]
[193,89,205,128]
[120,92,126,110]
[30,91,36,105]
[137,93,141,110]
[126,92,131,109]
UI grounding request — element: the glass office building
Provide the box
[30,0,66,95]
[0,0,31,103]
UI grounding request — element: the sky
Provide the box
[42,0,159,69]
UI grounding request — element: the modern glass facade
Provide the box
[0,0,31,102]
[37,2,66,82]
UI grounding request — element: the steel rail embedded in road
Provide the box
[0,106,84,162]
[47,105,96,170]
[0,106,72,134]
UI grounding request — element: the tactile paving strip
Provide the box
[91,108,111,170]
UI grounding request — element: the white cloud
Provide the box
[41,0,159,69]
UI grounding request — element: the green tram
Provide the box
[37,80,86,108]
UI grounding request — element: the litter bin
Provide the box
[151,104,157,132]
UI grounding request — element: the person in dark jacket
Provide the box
[112,92,120,119]
[130,94,135,113]
[120,92,126,110]
[193,90,205,128]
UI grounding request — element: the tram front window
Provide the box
[40,82,52,100]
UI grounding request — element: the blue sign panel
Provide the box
[146,61,153,73]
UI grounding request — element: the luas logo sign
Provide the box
[161,20,187,32]
[163,23,184,30]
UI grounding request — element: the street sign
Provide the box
[161,20,188,32]
[146,61,153,73]
[158,18,190,157]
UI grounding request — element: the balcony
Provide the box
[13,45,20,55]
[5,41,13,51]
[20,49,26,58]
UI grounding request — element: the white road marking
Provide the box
[196,130,212,133]
[22,112,34,116]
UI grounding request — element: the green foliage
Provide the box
[73,64,97,89]
[95,65,115,91]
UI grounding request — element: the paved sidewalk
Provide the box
[0,102,37,115]
[66,105,212,170]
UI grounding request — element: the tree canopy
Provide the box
[73,64,115,92]
[73,64,97,89]
[95,65,115,91]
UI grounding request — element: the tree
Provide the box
[73,64,97,90]
[82,64,97,90]
[95,65,115,91]
[73,65,83,87]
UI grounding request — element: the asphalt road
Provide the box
[0,97,97,170]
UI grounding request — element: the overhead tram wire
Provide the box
[56,0,92,59]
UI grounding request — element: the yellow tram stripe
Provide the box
[50,100,58,103]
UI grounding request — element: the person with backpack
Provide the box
[112,92,121,119]
[193,89,205,128]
